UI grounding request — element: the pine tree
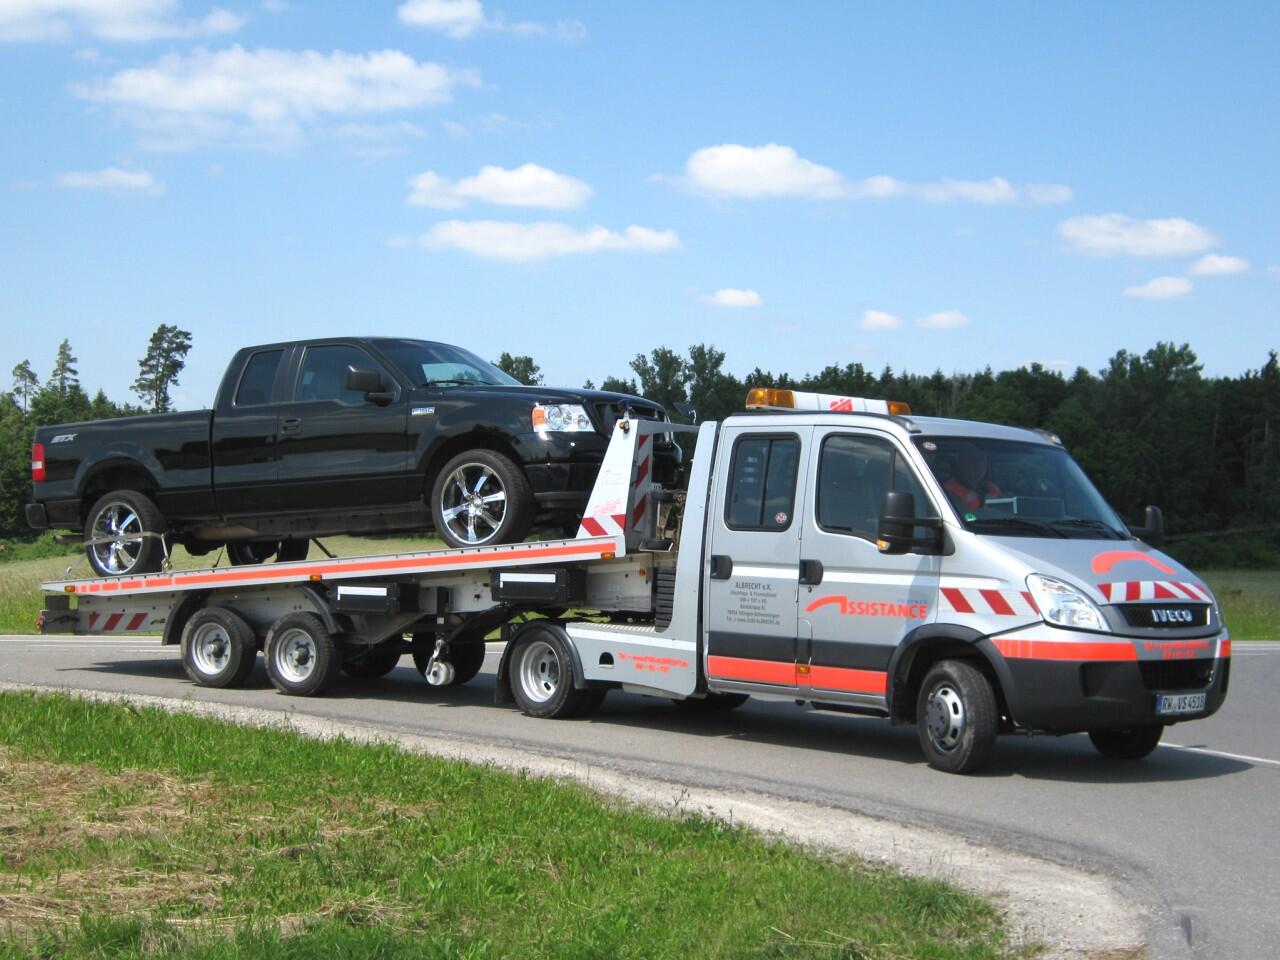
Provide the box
[132,324,193,413]
[10,359,38,413]
[493,352,543,386]
[48,340,78,397]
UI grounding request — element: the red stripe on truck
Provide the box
[707,655,795,686]
[808,665,888,695]
[940,587,973,613]
[993,638,1136,662]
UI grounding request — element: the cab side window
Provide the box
[726,435,799,530]
[817,434,934,540]
[234,350,282,407]
[294,345,389,405]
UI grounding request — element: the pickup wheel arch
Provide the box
[888,624,1017,727]
[79,460,160,520]
[420,430,524,497]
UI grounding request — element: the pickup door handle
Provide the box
[279,417,302,436]
[709,554,733,580]
[798,559,824,586]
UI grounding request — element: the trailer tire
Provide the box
[341,645,402,679]
[411,636,488,686]
[430,449,534,548]
[1088,724,1164,760]
[180,607,257,688]
[509,627,587,719]
[916,659,998,774]
[264,613,342,696]
[85,489,167,578]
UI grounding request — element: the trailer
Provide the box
[37,396,1232,773]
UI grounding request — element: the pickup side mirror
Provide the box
[346,365,395,405]
[1132,504,1164,549]
[877,490,943,555]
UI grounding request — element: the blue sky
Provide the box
[2,0,1277,409]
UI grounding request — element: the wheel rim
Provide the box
[190,621,232,676]
[440,463,508,545]
[517,639,561,704]
[274,627,318,683]
[90,501,145,574]
[925,682,966,754]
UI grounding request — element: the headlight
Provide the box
[1026,574,1110,632]
[532,403,593,434]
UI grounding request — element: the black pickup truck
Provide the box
[27,337,675,576]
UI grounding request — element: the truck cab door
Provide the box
[704,425,811,690]
[799,427,940,704]
[211,347,288,517]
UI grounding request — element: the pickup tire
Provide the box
[1088,725,1164,760]
[264,612,343,696]
[227,539,309,566]
[179,607,258,688]
[430,449,534,548]
[916,659,998,774]
[85,489,167,577]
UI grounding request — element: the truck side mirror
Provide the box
[1132,504,1164,549]
[346,365,394,405]
[877,490,943,555]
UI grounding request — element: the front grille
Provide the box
[1139,659,1214,692]
[591,401,664,433]
[1118,603,1211,629]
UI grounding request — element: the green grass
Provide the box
[0,692,1020,959]
[1201,569,1280,641]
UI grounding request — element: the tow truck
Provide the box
[36,390,1231,773]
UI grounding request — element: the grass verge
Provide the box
[0,691,1020,959]
[1201,569,1280,641]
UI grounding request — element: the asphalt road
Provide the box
[1,634,1277,959]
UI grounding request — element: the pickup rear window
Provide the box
[235,350,282,406]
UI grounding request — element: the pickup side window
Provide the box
[294,345,390,405]
[234,349,283,406]
[817,434,935,541]
[726,434,799,531]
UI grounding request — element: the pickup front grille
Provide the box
[591,401,664,433]
[1139,659,1214,692]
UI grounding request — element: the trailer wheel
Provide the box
[410,636,488,686]
[509,627,588,719]
[1088,725,1164,760]
[85,489,167,577]
[430,449,534,548]
[916,660,998,774]
[180,607,257,688]
[341,645,402,679]
[264,613,342,696]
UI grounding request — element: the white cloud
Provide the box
[407,163,591,210]
[917,310,970,330]
[706,288,762,308]
[674,143,1070,204]
[1124,276,1193,300]
[55,166,163,192]
[1058,213,1217,256]
[417,220,679,261]
[76,46,477,149]
[397,0,585,42]
[0,0,243,43]
[860,309,901,331]
[1188,253,1249,276]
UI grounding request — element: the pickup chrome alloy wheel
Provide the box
[90,501,144,574]
[440,462,508,545]
[85,489,166,577]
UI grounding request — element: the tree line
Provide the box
[4,336,1278,566]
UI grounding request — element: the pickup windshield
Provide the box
[913,436,1128,540]
[376,339,520,388]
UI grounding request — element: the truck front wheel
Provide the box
[85,489,167,577]
[916,659,998,774]
[1088,725,1164,760]
[430,450,533,548]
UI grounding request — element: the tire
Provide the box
[264,612,343,696]
[430,449,534,548]
[916,659,998,774]
[1088,725,1164,760]
[672,692,749,712]
[180,607,258,688]
[410,636,488,686]
[573,688,608,718]
[341,645,403,679]
[84,489,167,577]
[509,627,588,719]
[227,539,309,566]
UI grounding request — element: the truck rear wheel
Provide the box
[430,449,533,548]
[85,489,166,577]
[180,607,257,688]
[916,659,998,774]
[264,613,342,696]
[1088,725,1164,760]
[509,627,589,719]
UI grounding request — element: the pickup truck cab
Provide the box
[26,337,674,575]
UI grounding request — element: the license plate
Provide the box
[1156,692,1207,716]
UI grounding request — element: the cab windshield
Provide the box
[375,339,520,388]
[913,436,1128,540]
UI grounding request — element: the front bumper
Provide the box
[510,431,682,515]
[982,624,1230,733]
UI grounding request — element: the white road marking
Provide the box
[1160,742,1280,769]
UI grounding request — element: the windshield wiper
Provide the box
[967,516,1068,538]
[1049,518,1126,539]
[422,378,480,388]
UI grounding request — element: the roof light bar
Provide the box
[745,388,911,416]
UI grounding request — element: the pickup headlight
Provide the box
[532,403,593,434]
[1026,574,1110,632]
